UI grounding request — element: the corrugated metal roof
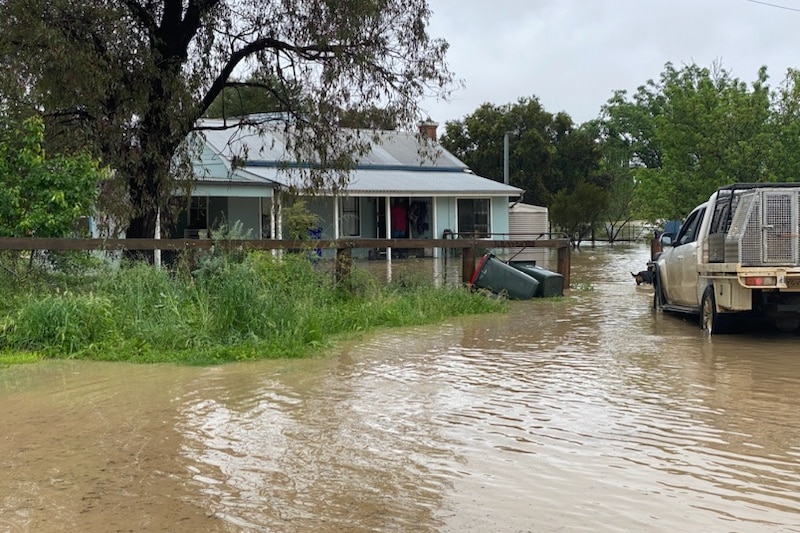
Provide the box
[244,166,523,196]
[195,119,523,197]
[199,119,466,169]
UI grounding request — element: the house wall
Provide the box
[434,196,511,238]
[297,196,381,239]
[491,197,511,237]
[303,197,335,237]
[227,197,261,237]
[193,143,228,179]
[193,184,273,198]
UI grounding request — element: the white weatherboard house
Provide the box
[172,119,524,258]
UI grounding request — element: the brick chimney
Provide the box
[418,119,439,142]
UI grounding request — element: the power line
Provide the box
[743,0,800,12]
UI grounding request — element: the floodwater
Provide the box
[2,244,800,533]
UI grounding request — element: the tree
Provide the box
[767,68,800,183]
[0,116,105,238]
[590,89,659,241]
[0,0,453,244]
[596,62,783,223]
[549,182,607,246]
[440,97,601,206]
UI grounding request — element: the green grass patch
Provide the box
[0,251,506,365]
[0,350,43,366]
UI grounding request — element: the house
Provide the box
[170,118,524,258]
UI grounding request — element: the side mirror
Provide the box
[660,233,674,247]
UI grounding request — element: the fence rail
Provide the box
[0,237,571,287]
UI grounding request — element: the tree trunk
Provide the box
[124,176,159,262]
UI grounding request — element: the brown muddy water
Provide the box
[2,244,800,533]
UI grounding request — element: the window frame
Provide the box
[339,196,361,237]
[457,198,491,238]
[188,196,209,230]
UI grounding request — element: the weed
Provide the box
[0,249,506,365]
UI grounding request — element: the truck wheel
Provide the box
[701,286,731,334]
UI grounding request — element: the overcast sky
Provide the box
[420,0,800,130]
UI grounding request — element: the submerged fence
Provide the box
[0,237,572,288]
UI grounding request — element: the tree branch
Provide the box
[177,0,220,58]
[120,0,157,36]
[198,37,363,118]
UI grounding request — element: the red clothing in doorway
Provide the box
[391,202,407,237]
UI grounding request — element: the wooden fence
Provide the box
[0,237,572,287]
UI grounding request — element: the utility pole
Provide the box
[503,131,511,185]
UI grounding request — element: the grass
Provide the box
[0,250,507,365]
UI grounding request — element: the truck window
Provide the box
[675,208,705,246]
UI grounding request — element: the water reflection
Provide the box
[177,348,465,531]
[1,244,799,532]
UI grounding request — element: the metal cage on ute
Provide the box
[706,183,800,266]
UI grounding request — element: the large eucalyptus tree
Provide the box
[0,0,453,240]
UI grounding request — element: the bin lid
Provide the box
[469,253,492,286]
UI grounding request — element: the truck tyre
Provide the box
[701,286,732,334]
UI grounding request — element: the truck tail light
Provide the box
[744,276,777,287]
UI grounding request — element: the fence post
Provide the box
[461,244,475,285]
[650,235,662,260]
[557,244,571,289]
[335,247,352,284]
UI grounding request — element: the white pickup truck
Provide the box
[650,183,800,334]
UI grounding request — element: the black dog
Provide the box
[631,270,654,285]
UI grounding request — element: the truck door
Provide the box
[671,207,705,306]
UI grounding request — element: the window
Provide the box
[188,196,208,229]
[675,207,705,246]
[457,198,490,237]
[340,196,360,237]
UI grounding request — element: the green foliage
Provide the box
[767,68,800,183]
[550,182,608,245]
[0,116,105,237]
[440,97,602,206]
[190,219,255,278]
[0,251,505,364]
[597,62,786,222]
[5,292,116,354]
[338,106,398,130]
[204,70,302,119]
[0,0,454,241]
[282,199,322,240]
